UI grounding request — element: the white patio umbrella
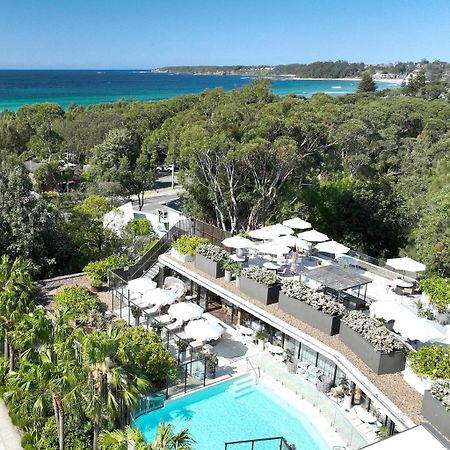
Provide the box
[184,319,224,341]
[248,228,280,240]
[296,239,313,251]
[273,235,302,247]
[248,224,293,240]
[282,217,312,230]
[386,257,426,273]
[257,242,290,255]
[393,316,445,343]
[127,277,157,294]
[148,288,177,307]
[168,302,204,322]
[222,236,255,249]
[370,301,416,322]
[297,229,329,243]
[315,240,350,255]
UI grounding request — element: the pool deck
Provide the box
[162,255,424,426]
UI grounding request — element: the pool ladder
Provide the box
[246,357,260,384]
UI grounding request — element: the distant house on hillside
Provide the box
[103,198,185,237]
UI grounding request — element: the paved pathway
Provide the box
[0,400,23,450]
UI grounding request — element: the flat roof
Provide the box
[305,265,372,291]
[362,424,450,449]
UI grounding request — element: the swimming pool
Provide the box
[135,376,330,450]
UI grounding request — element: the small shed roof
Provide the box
[306,265,371,291]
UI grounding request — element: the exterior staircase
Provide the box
[143,261,164,281]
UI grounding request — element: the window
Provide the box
[316,354,335,380]
[299,344,317,365]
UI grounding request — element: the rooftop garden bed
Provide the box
[84,255,132,291]
[172,235,209,262]
[195,243,229,278]
[419,275,450,314]
[408,345,450,380]
[422,380,450,440]
[279,279,345,335]
[239,266,280,305]
[340,311,405,374]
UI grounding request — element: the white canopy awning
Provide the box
[222,236,256,249]
[282,217,312,230]
[297,229,329,243]
[168,302,204,322]
[127,277,157,294]
[184,318,224,342]
[386,257,426,273]
[257,242,291,255]
[147,288,177,307]
[315,240,350,255]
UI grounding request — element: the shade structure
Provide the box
[147,288,177,307]
[222,236,255,249]
[184,318,224,342]
[370,301,445,343]
[393,315,446,343]
[282,217,312,230]
[315,240,350,255]
[386,257,426,273]
[248,224,293,240]
[370,301,416,322]
[257,242,290,255]
[168,302,204,322]
[297,229,329,243]
[273,235,301,248]
[163,277,186,298]
[127,277,157,294]
[296,239,313,251]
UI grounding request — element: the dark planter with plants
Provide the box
[279,292,341,335]
[422,390,450,440]
[238,275,280,305]
[195,253,225,278]
[339,323,406,375]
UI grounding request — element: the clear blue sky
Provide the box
[1,0,449,69]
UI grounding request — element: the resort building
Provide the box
[109,218,449,450]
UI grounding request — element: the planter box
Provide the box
[170,248,194,263]
[238,276,280,305]
[403,362,432,394]
[279,292,341,335]
[195,253,224,278]
[339,323,406,375]
[422,390,450,440]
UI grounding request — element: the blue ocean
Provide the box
[0,70,400,112]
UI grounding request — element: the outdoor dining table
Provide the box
[238,325,254,336]
[268,344,284,355]
[263,262,281,271]
[394,279,413,288]
[230,254,246,263]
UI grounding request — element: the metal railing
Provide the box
[224,436,291,450]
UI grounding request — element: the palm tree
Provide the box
[148,421,195,450]
[99,426,147,450]
[80,326,149,449]
[98,422,195,450]
[0,256,35,370]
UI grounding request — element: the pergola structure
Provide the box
[304,265,372,308]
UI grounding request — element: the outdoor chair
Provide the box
[144,304,161,315]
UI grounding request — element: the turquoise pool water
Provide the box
[135,376,330,450]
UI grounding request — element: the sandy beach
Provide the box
[272,75,404,84]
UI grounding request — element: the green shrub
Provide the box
[83,255,132,283]
[408,345,450,379]
[173,235,209,256]
[419,275,450,313]
[54,286,100,320]
[126,218,153,236]
[116,326,176,385]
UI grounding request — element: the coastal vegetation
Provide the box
[0,78,449,280]
[0,256,177,450]
[155,59,450,81]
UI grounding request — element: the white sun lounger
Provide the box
[144,304,161,315]
[166,320,183,331]
[154,314,172,325]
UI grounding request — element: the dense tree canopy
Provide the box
[0,80,448,275]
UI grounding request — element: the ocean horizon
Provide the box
[0,70,400,112]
